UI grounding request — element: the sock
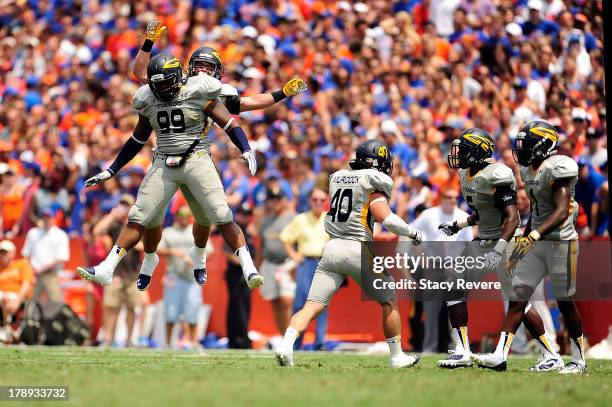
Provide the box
[570,335,585,364]
[494,331,514,360]
[451,326,470,354]
[189,245,207,270]
[100,245,127,275]
[236,246,257,279]
[535,334,557,358]
[281,327,299,350]
[386,335,403,357]
[139,252,159,277]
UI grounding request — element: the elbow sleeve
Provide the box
[226,126,251,153]
[381,212,417,238]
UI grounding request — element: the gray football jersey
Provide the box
[459,162,516,240]
[132,74,222,154]
[325,168,394,241]
[520,155,579,241]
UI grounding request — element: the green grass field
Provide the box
[0,347,610,407]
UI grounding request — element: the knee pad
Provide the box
[213,205,233,225]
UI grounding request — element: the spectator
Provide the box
[575,157,605,237]
[280,188,329,350]
[0,240,33,343]
[158,206,203,349]
[581,127,607,169]
[21,208,69,304]
[258,186,296,337]
[224,203,256,349]
[93,194,141,347]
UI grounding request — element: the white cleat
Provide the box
[247,272,264,289]
[529,355,564,372]
[472,353,507,371]
[558,361,587,374]
[77,266,112,286]
[438,351,473,369]
[390,353,420,368]
[275,346,294,367]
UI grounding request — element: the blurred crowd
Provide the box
[0,0,608,345]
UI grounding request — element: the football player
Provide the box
[275,140,424,368]
[78,53,263,292]
[473,121,586,374]
[131,20,306,288]
[439,128,562,371]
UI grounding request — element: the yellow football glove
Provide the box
[144,20,167,42]
[282,78,308,97]
[507,230,540,276]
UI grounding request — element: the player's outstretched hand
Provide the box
[242,150,257,176]
[438,222,460,236]
[282,78,307,97]
[410,230,424,246]
[143,19,167,42]
[84,169,113,188]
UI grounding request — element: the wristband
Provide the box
[457,219,470,229]
[106,168,115,177]
[271,89,287,102]
[528,230,541,241]
[493,239,507,254]
[141,39,154,52]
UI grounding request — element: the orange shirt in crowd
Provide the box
[0,258,34,295]
[1,184,24,231]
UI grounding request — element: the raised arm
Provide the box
[239,78,307,112]
[132,20,166,84]
[84,114,153,187]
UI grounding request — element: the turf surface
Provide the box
[0,347,610,406]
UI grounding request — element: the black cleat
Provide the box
[194,268,207,286]
[136,274,152,291]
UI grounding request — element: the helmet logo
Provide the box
[211,51,222,62]
[530,127,558,143]
[463,133,494,153]
[162,58,180,69]
[378,146,389,158]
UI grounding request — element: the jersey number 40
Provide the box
[328,188,353,222]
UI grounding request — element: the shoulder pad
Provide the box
[194,74,222,100]
[221,83,239,97]
[132,85,153,112]
[363,169,394,198]
[549,155,579,180]
[487,163,515,186]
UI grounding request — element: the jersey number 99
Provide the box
[157,109,186,134]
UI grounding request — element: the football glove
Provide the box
[411,229,424,246]
[438,221,461,236]
[507,231,540,274]
[282,78,307,97]
[242,150,257,176]
[144,20,167,42]
[483,250,503,272]
[84,169,113,188]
